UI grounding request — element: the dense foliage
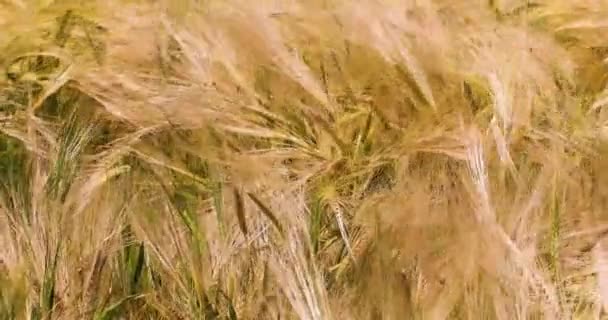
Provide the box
[1,1,608,319]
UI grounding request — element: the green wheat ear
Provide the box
[37,241,60,320]
[210,178,225,239]
[47,110,96,201]
[309,194,324,255]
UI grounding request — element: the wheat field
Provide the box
[1,0,608,319]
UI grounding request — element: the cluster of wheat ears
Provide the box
[1,0,608,319]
